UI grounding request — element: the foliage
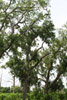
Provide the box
[0,89,67,100]
[0,0,50,58]
[0,0,67,100]
[36,27,67,94]
[0,87,22,93]
[0,94,7,100]
[49,78,64,92]
[0,93,22,100]
[0,0,52,99]
[10,86,22,93]
[0,87,10,93]
[4,94,21,100]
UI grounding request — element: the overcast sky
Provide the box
[50,0,67,28]
[50,0,67,88]
[0,0,67,87]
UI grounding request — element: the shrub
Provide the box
[4,94,21,100]
[0,94,7,100]
[10,86,22,93]
[0,87,10,93]
[44,94,52,100]
[59,93,65,100]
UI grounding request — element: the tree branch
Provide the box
[30,52,50,70]
[0,38,15,58]
[49,72,62,88]
[29,42,44,62]
[0,19,38,58]
[4,0,12,13]
[20,18,39,36]
[38,78,46,83]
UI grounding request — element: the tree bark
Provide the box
[22,77,28,100]
[13,75,15,87]
[44,82,49,94]
[0,81,1,87]
[13,75,15,93]
[44,68,51,94]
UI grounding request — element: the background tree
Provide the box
[37,25,67,94]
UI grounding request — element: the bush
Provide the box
[27,88,44,100]
[0,94,7,100]
[0,87,22,93]
[59,93,65,100]
[0,89,67,100]
[10,86,22,93]
[44,94,52,100]
[0,87,10,93]
[4,94,22,100]
[0,93,22,100]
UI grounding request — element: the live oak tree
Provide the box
[37,25,67,94]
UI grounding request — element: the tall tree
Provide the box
[0,0,55,100]
[37,25,67,94]
[6,18,55,100]
[0,1,50,99]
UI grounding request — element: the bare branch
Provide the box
[14,13,26,26]
[4,0,12,13]
[38,72,46,78]
[38,78,46,83]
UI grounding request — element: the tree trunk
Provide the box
[13,75,15,87]
[12,75,15,93]
[22,77,28,100]
[0,81,1,87]
[44,69,50,94]
[22,51,29,100]
[44,82,49,94]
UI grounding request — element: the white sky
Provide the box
[50,0,67,28]
[50,0,67,88]
[0,0,67,87]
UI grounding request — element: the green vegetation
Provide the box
[0,89,67,100]
[0,93,21,100]
[0,87,22,93]
[0,0,67,100]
